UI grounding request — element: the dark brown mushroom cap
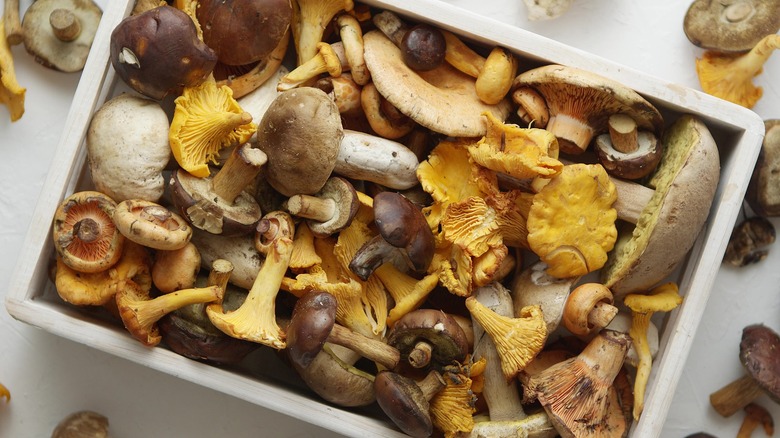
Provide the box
[739,324,780,403]
[110,5,218,100]
[22,0,102,72]
[387,309,469,368]
[373,191,435,273]
[52,191,125,274]
[374,371,433,438]
[169,168,263,237]
[683,0,780,53]
[286,290,337,368]
[197,0,292,66]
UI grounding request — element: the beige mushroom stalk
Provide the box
[207,211,295,349]
[3,0,23,46]
[624,282,683,420]
[696,34,780,109]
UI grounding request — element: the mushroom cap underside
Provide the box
[600,115,720,297]
[683,0,780,53]
[363,30,512,138]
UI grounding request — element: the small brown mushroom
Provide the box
[683,0,780,53]
[21,0,102,72]
[286,290,400,370]
[387,309,469,370]
[109,5,217,100]
[170,144,266,237]
[374,369,446,438]
[349,191,435,281]
[710,324,780,417]
[284,177,359,238]
[151,242,201,294]
[737,403,774,438]
[113,199,192,251]
[746,120,780,217]
[52,191,125,274]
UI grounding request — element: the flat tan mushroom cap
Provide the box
[601,115,720,297]
[683,0,780,53]
[22,0,102,72]
[512,64,664,154]
[363,30,512,138]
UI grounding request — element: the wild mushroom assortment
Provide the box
[44,1,732,436]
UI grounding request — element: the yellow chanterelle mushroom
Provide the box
[0,20,25,121]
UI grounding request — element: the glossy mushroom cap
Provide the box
[683,0,780,53]
[373,191,435,274]
[197,0,292,66]
[740,324,780,403]
[374,370,444,438]
[110,6,217,100]
[286,290,337,368]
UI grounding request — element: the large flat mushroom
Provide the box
[683,0,780,53]
[22,0,102,72]
[512,64,664,155]
[600,115,720,297]
[362,30,512,138]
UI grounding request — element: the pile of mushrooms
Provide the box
[46,1,728,436]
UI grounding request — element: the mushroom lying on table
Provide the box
[683,0,780,53]
[746,120,780,216]
[22,0,102,72]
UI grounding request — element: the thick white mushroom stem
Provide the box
[335,130,420,190]
[608,114,639,153]
[211,143,267,204]
[327,324,400,370]
[607,176,654,224]
[285,194,336,223]
[49,8,81,42]
[3,0,22,46]
[471,284,527,421]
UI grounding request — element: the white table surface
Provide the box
[2,0,779,436]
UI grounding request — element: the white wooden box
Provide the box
[4,0,766,436]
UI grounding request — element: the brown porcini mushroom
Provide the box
[113,200,192,251]
[710,324,780,417]
[349,191,435,281]
[374,369,446,438]
[723,216,776,266]
[525,329,631,437]
[683,0,780,53]
[387,309,469,370]
[746,120,780,217]
[196,0,292,66]
[362,29,512,137]
[170,143,265,237]
[512,64,664,155]
[110,5,217,100]
[601,115,720,297]
[284,177,359,238]
[21,0,102,72]
[52,191,124,274]
[286,289,400,370]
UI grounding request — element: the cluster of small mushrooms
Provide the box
[1,0,104,121]
[47,0,726,436]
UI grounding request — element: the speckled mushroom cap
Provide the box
[739,324,780,403]
[683,0,780,53]
[22,0,102,72]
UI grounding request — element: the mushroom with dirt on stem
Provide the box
[710,324,780,417]
[623,282,683,420]
[110,5,217,100]
[206,211,295,349]
[86,93,171,203]
[683,0,780,53]
[696,34,780,109]
[170,143,266,237]
[21,0,102,72]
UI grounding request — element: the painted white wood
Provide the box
[4,0,766,436]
